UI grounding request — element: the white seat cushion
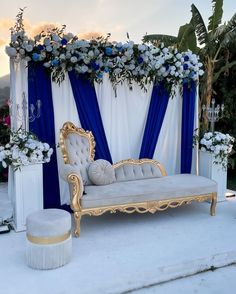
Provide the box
[82,174,217,209]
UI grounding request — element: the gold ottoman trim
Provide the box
[27,231,71,245]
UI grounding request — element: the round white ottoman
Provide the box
[26,209,72,270]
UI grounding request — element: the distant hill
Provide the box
[0,74,10,88]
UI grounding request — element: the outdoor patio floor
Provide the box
[1,183,236,294]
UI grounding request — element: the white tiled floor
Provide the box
[1,182,236,294]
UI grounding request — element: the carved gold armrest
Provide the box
[113,158,167,177]
[67,173,84,212]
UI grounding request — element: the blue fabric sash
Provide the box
[181,81,196,173]
[139,82,169,159]
[69,71,113,163]
[28,63,70,210]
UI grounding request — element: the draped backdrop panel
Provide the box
[181,81,196,173]
[139,82,169,159]
[28,62,63,209]
[11,62,197,206]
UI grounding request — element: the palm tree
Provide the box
[191,0,236,109]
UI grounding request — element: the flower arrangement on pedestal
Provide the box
[199,132,235,168]
[0,128,53,170]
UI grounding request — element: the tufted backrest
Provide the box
[60,122,96,185]
[114,160,164,182]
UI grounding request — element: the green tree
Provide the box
[191,0,236,109]
[143,22,197,52]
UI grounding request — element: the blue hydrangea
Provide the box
[96,72,103,79]
[137,56,144,64]
[184,55,189,61]
[52,59,59,66]
[91,61,100,70]
[105,47,113,55]
[183,63,189,70]
[37,45,44,51]
[32,53,40,61]
[104,67,110,73]
[61,38,68,45]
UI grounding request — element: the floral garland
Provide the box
[6,9,204,92]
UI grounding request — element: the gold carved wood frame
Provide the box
[60,122,217,237]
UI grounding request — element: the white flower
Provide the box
[25,44,33,52]
[44,38,51,46]
[11,34,17,42]
[70,56,78,63]
[52,34,60,42]
[46,45,53,52]
[5,46,17,57]
[43,62,51,68]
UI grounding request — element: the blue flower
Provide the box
[116,45,122,52]
[137,56,143,64]
[184,55,189,61]
[96,72,103,79]
[61,38,68,45]
[32,53,40,61]
[91,61,100,70]
[183,63,189,70]
[189,71,195,78]
[165,64,170,70]
[104,67,110,73]
[37,45,44,51]
[105,47,113,55]
[52,59,59,66]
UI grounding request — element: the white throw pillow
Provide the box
[88,159,116,185]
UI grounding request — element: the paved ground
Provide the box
[1,183,236,294]
[132,264,236,294]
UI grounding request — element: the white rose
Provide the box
[11,34,17,42]
[52,34,60,42]
[46,45,52,52]
[25,44,33,52]
[44,38,51,46]
[5,46,17,57]
[70,56,78,63]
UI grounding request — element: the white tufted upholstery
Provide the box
[114,162,163,182]
[65,133,92,185]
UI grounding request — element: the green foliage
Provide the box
[143,23,197,53]
[143,34,178,47]
[208,0,223,33]
[177,23,197,52]
[191,4,209,46]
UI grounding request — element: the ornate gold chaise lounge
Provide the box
[60,122,217,237]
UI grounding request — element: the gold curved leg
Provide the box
[210,192,217,216]
[74,212,82,237]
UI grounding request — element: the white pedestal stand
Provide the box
[199,150,227,202]
[8,163,44,232]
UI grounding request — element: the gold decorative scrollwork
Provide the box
[113,158,167,177]
[81,193,216,218]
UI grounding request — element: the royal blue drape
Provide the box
[139,82,169,159]
[181,81,196,173]
[68,71,112,163]
[28,63,70,210]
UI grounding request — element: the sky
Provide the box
[0,0,235,77]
